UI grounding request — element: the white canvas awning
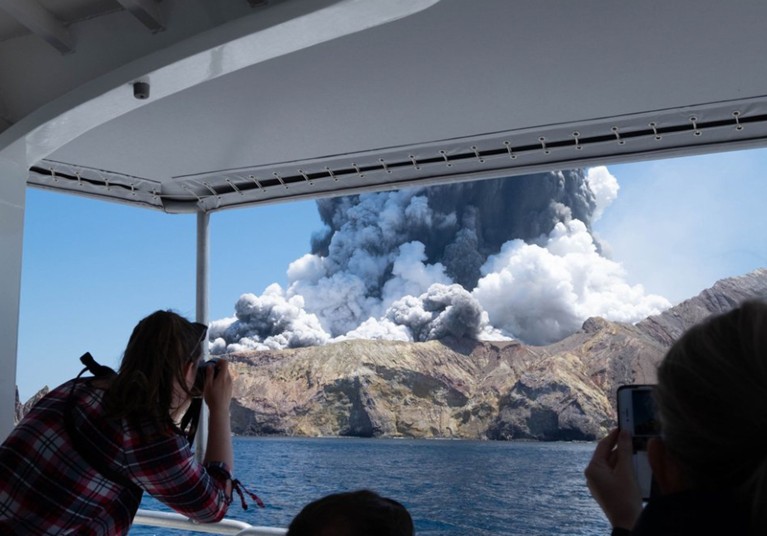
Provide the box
[2,0,767,213]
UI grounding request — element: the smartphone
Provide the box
[617,384,659,500]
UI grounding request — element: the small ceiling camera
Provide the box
[133,81,150,100]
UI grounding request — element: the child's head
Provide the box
[287,489,414,536]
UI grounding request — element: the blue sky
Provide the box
[16,148,767,400]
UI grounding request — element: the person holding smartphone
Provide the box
[585,300,767,535]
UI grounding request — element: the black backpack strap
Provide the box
[179,398,203,446]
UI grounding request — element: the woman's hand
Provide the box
[203,359,233,412]
[202,359,234,475]
[584,428,643,530]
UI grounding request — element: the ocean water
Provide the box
[134,437,610,536]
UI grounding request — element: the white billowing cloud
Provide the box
[475,312,513,341]
[286,253,379,336]
[336,317,413,342]
[473,218,670,345]
[586,166,619,221]
[286,253,325,284]
[381,241,452,309]
[286,271,378,337]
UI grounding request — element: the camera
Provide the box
[192,358,220,397]
[617,384,660,500]
[133,81,150,100]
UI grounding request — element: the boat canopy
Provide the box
[3,0,767,437]
[2,0,767,213]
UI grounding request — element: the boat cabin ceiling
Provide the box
[2,0,767,214]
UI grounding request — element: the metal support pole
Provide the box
[196,210,210,331]
[0,157,27,441]
[194,210,210,461]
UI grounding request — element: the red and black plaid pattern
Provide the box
[0,380,231,534]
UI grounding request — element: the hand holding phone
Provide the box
[617,385,660,501]
[584,428,643,528]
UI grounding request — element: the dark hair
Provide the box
[656,300,767,535]
[104,310,206,431]
[287,490,414,536]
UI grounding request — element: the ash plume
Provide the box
[210,167,669,352]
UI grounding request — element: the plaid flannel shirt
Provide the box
[0,379,231,535]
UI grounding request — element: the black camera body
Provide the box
[192,358,220,397]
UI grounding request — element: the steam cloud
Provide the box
[209,167,669,353]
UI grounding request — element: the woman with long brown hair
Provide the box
[0,310,235,534]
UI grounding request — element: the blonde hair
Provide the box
[655,300,767,534]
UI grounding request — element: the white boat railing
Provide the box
[134,509,287,535]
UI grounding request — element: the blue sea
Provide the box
[134,437,610,535]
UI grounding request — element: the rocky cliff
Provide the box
[13,270,767,439]
[636,268,767,346]
[228,269,767,441]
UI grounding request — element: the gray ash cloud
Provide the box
[311,170,596,290]
[209,168,669,353]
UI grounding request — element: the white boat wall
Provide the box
[2,1,767,530]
